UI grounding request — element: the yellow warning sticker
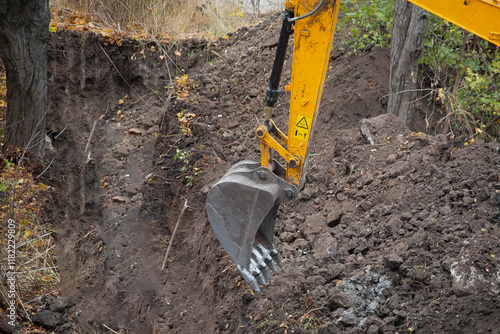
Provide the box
[293,115,311,142]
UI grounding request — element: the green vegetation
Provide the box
[174,148,195,187]
[338,0,500,141]
[338,0,394,53]
[421,15,500,140]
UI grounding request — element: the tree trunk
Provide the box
[387,0,428,130]
[0,0,50,161]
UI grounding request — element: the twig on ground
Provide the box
[36,157,55,179]
[211,147,224,162]
[102,324,120,334]
[16,292,31,322]
[162,198,188,271]
[300,306,325,321]
[54,123,69,139]
[16,232,52,248]
[10,108,47,219]
[85,120,98,153]
[210,49,225,60]
[163,137,182,157]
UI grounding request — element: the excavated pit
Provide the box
[27,15,500,334]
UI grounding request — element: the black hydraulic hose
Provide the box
[288,0,325,22]
[264,0,326,110]
[265,10,294,109]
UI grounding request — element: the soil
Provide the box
[7,13,500,334]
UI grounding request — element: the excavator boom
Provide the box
[408,0,500,47]
[206,0,500,293]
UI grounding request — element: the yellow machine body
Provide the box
[280,0,341,189]
[408,0,500,46]
[255,0,341,190]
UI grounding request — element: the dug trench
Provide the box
[28,15,500,334]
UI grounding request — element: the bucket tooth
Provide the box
[262,266,272,281]
[256,242,278,272]
[256,243,273,267]
[238,265,261,293]
[269,247,283,267]
[252,247,267,269]
[256,272,267,286]
[251,248,272,284]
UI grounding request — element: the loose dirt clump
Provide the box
[7,13,500,334]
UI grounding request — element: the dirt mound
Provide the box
[19,14,500,334]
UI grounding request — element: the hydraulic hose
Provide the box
[264,10,294,111]
[288,0,325,22]
[264,0,327,119]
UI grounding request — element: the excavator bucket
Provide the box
[206,160,297,292]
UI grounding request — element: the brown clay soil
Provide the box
[5,14,500,334]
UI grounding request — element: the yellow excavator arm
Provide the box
[206,0,341,293]
[206,0,500,293]
[257,0,341,190]
[259,0,500,191]
[408,0,500,46]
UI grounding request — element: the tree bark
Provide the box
[0,0,50,161]
[387,0,428,130]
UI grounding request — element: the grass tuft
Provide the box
[51,0,268,38]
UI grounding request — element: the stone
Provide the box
[384,254,404,270]
[127,127,144,135]
[366,324,381,334]
[32,310,68,330]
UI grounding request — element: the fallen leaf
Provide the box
[175,50,182,57]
